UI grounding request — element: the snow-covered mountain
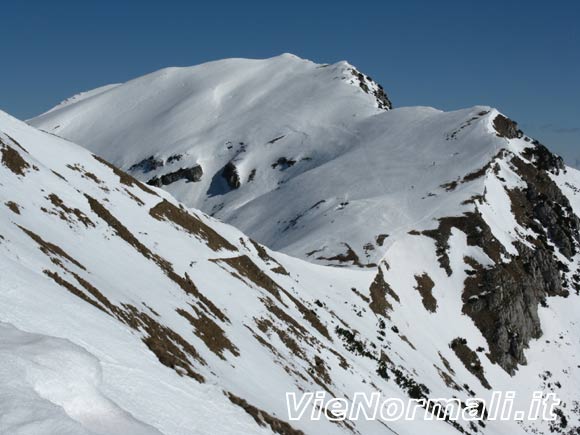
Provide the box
[34,55,577,272]
[29,53,435,265]
[2,54,579,434]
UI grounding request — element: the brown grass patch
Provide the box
[44,270,107,313]
[434,364,462,391]
[177,305,239,360]
[19,225,86,270]
[215,255,283,300]
[368,267,398,317]
[85,194,227,322]
[133,311,208,382]
[44,264,205,383]
[400,335,416,350]
[226,392,304,435]
[317,243,375,268]
[66,164,104,185]
[92,154,156,195]
[279,292,330,340]
[5,201,20,214]
[1,143,30,175]
[312,355,331,385]
[414,273,437,312]
[255,316,305,358]
[450,338,491,389]
[439,351,455,375]
[351,287,370,303]
[261,297,307,337]
[124,189,145,206]
[46,193,94,227]
[150,199,236,252]
[249,239,289,275]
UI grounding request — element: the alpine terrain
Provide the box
[0,54,578,434]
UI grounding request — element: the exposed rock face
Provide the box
[350,68,393,110]
[402,142,580,375]
[147,165,203,187]
[368,266,396,317]
[419,205,566,374]
[416,208,546,372]
[222,162,241,189]
[271,157,296,170]
[464,239,566,374]
[510,155,580,259]
[450,338,491,389]
[373,84,393,111]
[414,273,437,313]
[129,156,164,173]
[492,114,523,139]
[464,148,578,374]
[129,154,184,174]
[422,212,503,277]
[522,143,566,175]
[494,115,523,139]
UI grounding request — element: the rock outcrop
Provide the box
[350,68,392,110]
[493,114,523,139]
[147,165,203,187]
[222,162,241,189]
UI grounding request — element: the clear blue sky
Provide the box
[2,0,579,165]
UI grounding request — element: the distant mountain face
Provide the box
[29,53,446,265]
[3,54,580,434]
[33,55,574,273]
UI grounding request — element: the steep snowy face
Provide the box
[372,130,580,433]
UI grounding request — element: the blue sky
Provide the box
[2,0,578,165]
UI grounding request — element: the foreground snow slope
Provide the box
[0,322,163,435]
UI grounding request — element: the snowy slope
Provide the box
[0,322,163,435]
[6,110,580,434]
[33,54,554,270]
[30,54,572,266]
[34,55,570,270]
[0,109,464,435]
[30,54,409,265]
[5,54,580,434]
